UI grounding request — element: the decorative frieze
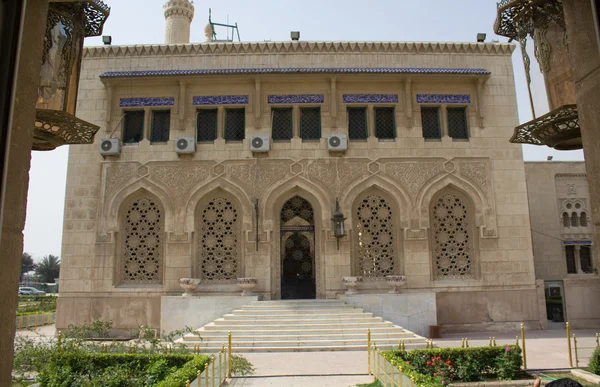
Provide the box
[267,94,324,104]
[119,97,175,107]
[459,161,488,193]
[343,94,398,104]
[150,165,210,201]
[384,162,442,203]
[416,94,471,104]
[192,95,248,105]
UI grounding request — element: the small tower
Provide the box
[164,0,194,45]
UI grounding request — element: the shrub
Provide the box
[156,356,211,387]
[589,347,600,375]
[62,320,113,339]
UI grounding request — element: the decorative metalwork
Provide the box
[224,108,245,141]
[416,94,471,104]
[151,111,170,142]
[421,107,441,139]
[120,97,175,107]
[447,108,469,139]
[196,109,218,142]
[33,109,100,151]
[348,107,368,140]
[120,196,163,284]
[510,105,581,150]
[374,107,395,139]
[268,94,324,104]
[431,192,473,279]
[355,195,396,278]
[300,107,321,140]
[199,197,240,282]
[272,108,293,140]
[193,95,248,105]
[343,94,398,104]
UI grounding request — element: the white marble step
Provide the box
[192,326,409,336]
[217,316,383,324]
[206,321,394,330]
[248,300,345,304]
[179,343,422,352]
[241,303,353,309]
[223,312,373,320]
[232,308,365,315]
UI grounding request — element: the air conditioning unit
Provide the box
[100,138,120,156]
[328,134,347,151]
[250,136,270,152]
[175,137,195,154]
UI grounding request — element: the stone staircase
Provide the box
[177,299,428,352]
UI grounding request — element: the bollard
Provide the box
[228,331,232,378]
[410,375,415,387]
[596,333,599,348]
[399,366,404,387]
[566,322,573,368]
[493,337,497,347]
[573,334,579,368]
[466,338,469,348]
[205,357,209,386]
[197,370,201,387]
[521,324,527,369]
[368,328,371,375]
[489,337,493,347]
[461,338,465,348]
[212,356,215,387]
[186,380,190,387]
[384,353,389,387]
[220,347,224,382]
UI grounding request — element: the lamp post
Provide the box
[331,199,346,250]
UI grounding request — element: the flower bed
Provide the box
[382,345,523,387]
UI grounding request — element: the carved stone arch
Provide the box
[185,178,253,233]
[417,174,489,230]
[116,189,166,285]
[104,180,175,234]
[194,188,245,282]
[350,186,403,277]
[340,175,411,230]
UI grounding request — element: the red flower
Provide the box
[427,361,431,365]
[434,373,437,377]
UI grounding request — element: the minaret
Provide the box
[164,0,195,44]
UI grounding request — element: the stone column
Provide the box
[0,1,49,384]
[563,0,600,272]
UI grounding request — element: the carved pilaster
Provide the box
[254,78,261,119]
[330,77,337,119]
[105,84,113,132]
[476,79,485,128]
[178,81,187,129]
[405,79,412,128]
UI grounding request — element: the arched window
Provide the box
[571,212,579,227]
[580,212,588,227]
[431,190,474,279]
[354,194,396,277]
[197,197,240,281]
[119,194,164,284]
[563,212,570,228]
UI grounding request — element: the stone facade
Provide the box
[56,39,542,333]
[525,162,600,328]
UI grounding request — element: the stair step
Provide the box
[219,316,381,323]
[232,308,365,315]
[179,343,423,352]
[185,332,420,341]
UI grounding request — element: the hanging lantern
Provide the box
[33,0,110,151]
[331,199,346,250]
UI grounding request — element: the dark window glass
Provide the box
[348,107,367,140]
[374,107,395,140]
[563,212,570,227]
[151,110,170,142]
[580,212,588,227]
[447,107,469,139]
[571,212,579,227]
[300,107,321,140]
[421,107,441,139]
[196,109,218,142]
[123,110,144,144]
[566,246,577,274]
[272,108,293,140]
[580,246,593,273]
[224,108,245,141]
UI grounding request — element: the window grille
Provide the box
[447,107,469,139]
[374,107,395,139]
[563,212,570,227]
[123,110,144,143]
[196,109,218,142]
[348,107,368,140]
[224,108,245,141]
[151,110,170,142]
[580,246,593,273]
[272,108,293,140]
[580,212,588,227]
[571,212,579,227]
[565,246,576,274]
[421,107,441,139]
[300,107,321,140]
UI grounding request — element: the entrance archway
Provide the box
[280,196,316,299]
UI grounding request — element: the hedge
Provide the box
[38,351,210,387]
[590,347,600,375]
[383,345,523,387]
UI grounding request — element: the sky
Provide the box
[23,0,584,260]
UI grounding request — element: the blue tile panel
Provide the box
[268,94,324,104]
[193,95,249,105]
[119,97,175,107]
[101,67,491,78]
[416,94,471,104]
[343,94,398,104]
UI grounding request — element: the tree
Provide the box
[21,252,35,279]
[35,255,60,283]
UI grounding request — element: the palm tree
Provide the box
[35,255,60,283]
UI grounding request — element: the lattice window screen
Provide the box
[199,197,240,282]
[196,109,218,142]
[374,107,395,139]
[580,246,593,273]
[272,108,293,140]
[123,110,144,143]
[348,107,367,140]
[151,110,170,142]
[354,195,396,277]
[571,212,579,227]
[120,196,163,284]
[224,108,245,141]
[580,212,588,227]
[421,107,441,139]
[447,108,469,139]
[565,246,576,273]
[431,192,474,279]
[563,213,570,227]
[300,107,321,140]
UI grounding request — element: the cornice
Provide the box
[83,41,516,59]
